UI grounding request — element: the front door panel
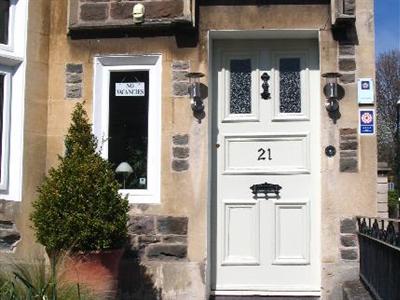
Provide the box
[212,40,320,294]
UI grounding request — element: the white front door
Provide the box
[211,39,320,295]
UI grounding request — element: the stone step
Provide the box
[343,280,373,300]
[210,297,319,300]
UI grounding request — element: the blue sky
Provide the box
[375,0,400,56]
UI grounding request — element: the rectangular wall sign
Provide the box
[359,109,375,135]
[115,82,145,96]
[357,78,374,104]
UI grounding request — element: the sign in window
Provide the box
[108,71,149,190]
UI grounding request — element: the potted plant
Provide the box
[31,103,129,298]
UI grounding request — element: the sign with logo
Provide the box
[359,109,375,135]
[115,82,145,96]
[357,78,374,104]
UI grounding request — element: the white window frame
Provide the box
[0,0,27,200]
[0,0,25,58]
[0,67,12,190]
[0,0,15,50]
[93,55,162,203]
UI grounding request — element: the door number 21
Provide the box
[257,148,272,161]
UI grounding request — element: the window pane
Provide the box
[0,0,9,45]
[230,59,252,114]
[279,58,301,113]
[109,71,149,190]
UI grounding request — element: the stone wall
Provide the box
[0,200,20,252]
[377,163,390,218]
[339,128,358,172]
[340,218,358,261]
[117,214,205,299]
[128,215,188,261]
[68,0,192,32]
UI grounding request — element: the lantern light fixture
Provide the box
[186,72,205,112]
[322,72,342,112]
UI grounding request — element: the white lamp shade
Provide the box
[115,162,133,174]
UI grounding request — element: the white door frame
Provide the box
[206,30,322,298]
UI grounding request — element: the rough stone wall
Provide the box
[128,215,188,260]
[69,0,191,30]
[377,163,390,218]
[339,128,358,172]
[0,200,20,252]
[377,176,389,218]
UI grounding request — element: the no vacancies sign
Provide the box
[115,82,145,96]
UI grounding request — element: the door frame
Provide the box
[206,30,322,297]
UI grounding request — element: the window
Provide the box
[109,71,149,190]
[0,0,28,199]
[0,0,9,45]
[93,55,162,203]
[272,52,310,121]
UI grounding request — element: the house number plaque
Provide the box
[257,147,272,161]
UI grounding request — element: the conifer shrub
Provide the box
[31,103,129,253]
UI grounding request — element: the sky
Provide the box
[375,0,400,56]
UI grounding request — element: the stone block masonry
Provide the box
[339,128,358,172]
[69,0,189,32]
[340,218,358,261]
[172,60,190,97]
[128,215,188,261]
[172,134,190,172]
[338,44,356,84]
[0,200,20,252]
[65,63,83,99]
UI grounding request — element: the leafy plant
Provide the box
[31,103,129,253]
[0,256,94,300]
[388,190,399,209]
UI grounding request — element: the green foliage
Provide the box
[388,190,399,209]
[0,256,94,300]
[31,103,129,253]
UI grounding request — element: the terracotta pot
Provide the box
[63,248,124,299]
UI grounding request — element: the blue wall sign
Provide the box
[359,109,375,135]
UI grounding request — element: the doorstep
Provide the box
[210,297,320,300]
[342,280,373,300]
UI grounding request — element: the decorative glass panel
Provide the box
[109,71,149,190]
[0,0,9,45]
[279,58,301,113]
[230,59,251,114]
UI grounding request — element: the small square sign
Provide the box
[359,109,375,135]
[357,78,374,104]
[115,82,145,97]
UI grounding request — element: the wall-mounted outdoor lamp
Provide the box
[322,72,343,112]
[115,162,133,189]
[186,72,205,113]
[133,3,145,24]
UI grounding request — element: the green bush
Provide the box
[31,103,129,253]
[388,190,399,209]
